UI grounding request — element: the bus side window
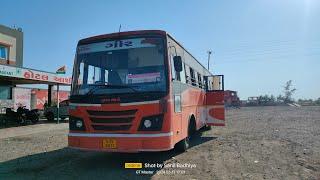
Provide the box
[203,76,208,90]
[185,64,190,84]
[194,71,198,87]
[180,62,186,83]
[171,54,183,82]
[171,55,186,83]
[190,68,196,86]
[207,77,214,90]
[175,56,186,83]
[197,73,202,88]
[170,55,176,80]
[206,77,211,90]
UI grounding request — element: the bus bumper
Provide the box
[68,132,174,152]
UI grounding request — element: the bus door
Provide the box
[205,75,225,126]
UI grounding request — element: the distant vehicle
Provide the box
[224,90,240,108]
[44,100,69,121]
[247,96,259,106]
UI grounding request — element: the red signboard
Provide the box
[33,89,69,109]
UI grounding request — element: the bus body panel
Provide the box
[69,99,172,133]
[206,91,225,126]
[68,96,176,152]
[181,87,207,129]
[68,133,173,152]
[167,34,217,145]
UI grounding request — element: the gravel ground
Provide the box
[0,106,319,180]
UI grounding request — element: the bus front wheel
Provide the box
[175,135,190,152]
[175,118,195,152]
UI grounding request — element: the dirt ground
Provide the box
[0,106,319,180]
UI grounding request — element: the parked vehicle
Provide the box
[44,100,69,121]
[5,106,39,125]
[224,90,240,108]
[68,30,225,152]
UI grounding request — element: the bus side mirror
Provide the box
[173,56,182,72]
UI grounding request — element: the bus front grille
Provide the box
[87,109,137,131]
[90,117,134,124]
[92,125,131,131]
[87,109,137,116]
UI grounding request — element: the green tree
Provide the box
[257,94,276,105]
[270,95,276,103]
[277,95,285,103]
[283,80,296,103]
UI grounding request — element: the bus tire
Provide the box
[175,135,190,152]
[175,117,195,152]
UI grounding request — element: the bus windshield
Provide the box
[71,37,167,96]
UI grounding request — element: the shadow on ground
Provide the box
[0,130,216,180]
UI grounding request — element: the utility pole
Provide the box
[207,50,212,71]
[118,24,122,33]
[56,84,60,124]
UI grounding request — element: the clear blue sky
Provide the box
[1,0,319,100]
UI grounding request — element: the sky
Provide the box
[1,0,319,100]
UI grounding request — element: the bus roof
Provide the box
[78,30,212,75]
[166,34,212,76]
[78,30,166,44]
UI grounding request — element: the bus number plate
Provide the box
[102,139,117,149]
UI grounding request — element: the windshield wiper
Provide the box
[85,84,138,96]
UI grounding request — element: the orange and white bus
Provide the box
[68,30,225,152]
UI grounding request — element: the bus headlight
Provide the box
[139,114,163,131]
[69,116,86,131]
[143,119,152,128]
[76,120,83,128]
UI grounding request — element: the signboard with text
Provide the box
[77,38,156,54]
[0,64,71,84]
[33,89,69,109]
[13,88,31,110]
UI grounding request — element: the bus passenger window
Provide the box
[170,55,176,80]
[197,73,202,88]
[171,54,181,81]
[174,57,186,82]
[203,76,208,90]
[185,64,190,84]
[194,72,198,87]
[180,63,186,83]
[190,68,196,86]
